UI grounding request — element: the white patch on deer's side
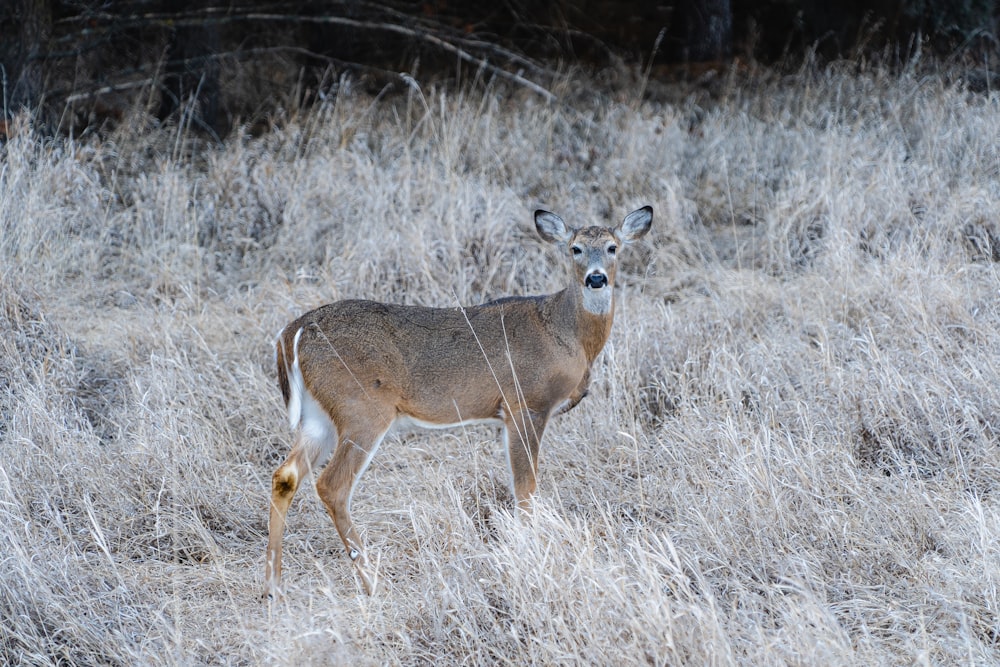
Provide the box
[393,414,503,433]
[299,386,336,461]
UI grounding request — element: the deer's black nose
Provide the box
[585,273,608,289]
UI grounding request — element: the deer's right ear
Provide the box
[535,210,573,244]
[616,206,653,243]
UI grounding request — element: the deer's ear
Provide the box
[535,210,573,244]
[616,206,653,243]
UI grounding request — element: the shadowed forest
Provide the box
[3,0,998,136]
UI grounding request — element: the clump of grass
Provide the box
[2,64,1000,664]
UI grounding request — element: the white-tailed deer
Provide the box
[267,206,653,595]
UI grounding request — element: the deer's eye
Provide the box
[608,245,618,255]
[571,246,583,255]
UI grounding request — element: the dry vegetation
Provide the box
[2,61,1000,665]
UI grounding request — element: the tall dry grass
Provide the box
[2,62,1000,665]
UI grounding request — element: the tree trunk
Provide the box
[678,0,733,61]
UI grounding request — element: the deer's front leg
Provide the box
[503,407,549,512]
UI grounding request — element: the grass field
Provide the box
[2,61,1000,664]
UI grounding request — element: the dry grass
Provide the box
[2,62,1000,665]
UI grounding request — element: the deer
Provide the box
[266,205,653,596]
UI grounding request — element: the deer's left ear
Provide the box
[535,210,574,244]
[615,206,652,243]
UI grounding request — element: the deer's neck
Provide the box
[550,287,615,364]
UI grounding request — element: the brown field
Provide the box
[2,63,1000,665]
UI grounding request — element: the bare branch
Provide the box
[42,7,556,102]
[242,13,556,101]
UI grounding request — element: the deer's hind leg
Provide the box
[266,428,333,597]
[315,414,393,595]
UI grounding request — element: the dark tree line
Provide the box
[1,1,996,137]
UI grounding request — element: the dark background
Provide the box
[2,1,997,137]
